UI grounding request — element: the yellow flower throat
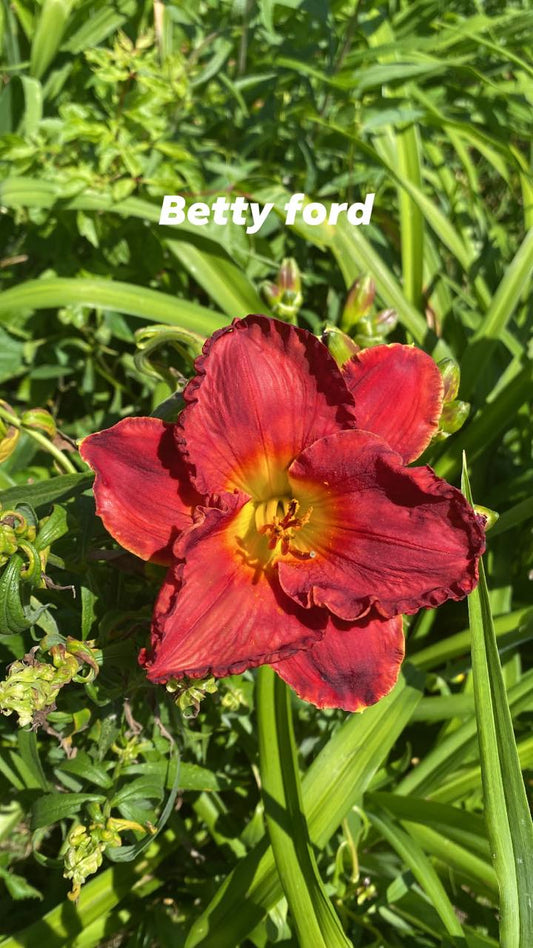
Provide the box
[254,497,314,558]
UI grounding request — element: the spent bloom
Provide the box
[81,316,485,711]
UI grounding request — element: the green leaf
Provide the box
[0,865,42,901]
[29,0,71,80]
[0,554,46,634]
[0,277,227,336]
[367,807,465,939]
[462,458,533,947]
[0,327,26,383]
[17,730,50,792]
[58,752,113,790]
[256,667,351,948]
[111,775,164,807]
[31,792,106,831]
[185,666,423,947]
[0,473,93,510]
[34,504,68,550]
[107,738,182,863]
[166,235,264,317]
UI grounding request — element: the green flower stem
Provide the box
[256,665,352,948]
[0,404,77,475]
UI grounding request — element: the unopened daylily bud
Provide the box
[438,358,461,402]
[340,275,375,332]
[321,326,360,367]
[277,257,301,295]
[261,281,280,308]
[439,399,470,435]
[261,258,303,322]
[374,308,398,336]
[20,408,57,439]
[474,505,499,531]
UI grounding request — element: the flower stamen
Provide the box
[258,498,313,557]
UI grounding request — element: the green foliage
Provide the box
[0,0,532,945]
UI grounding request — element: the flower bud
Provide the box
[321,326,360,367]
[20,408,57,439]
[474,505,499,531]
[340,275,375,332]
[0,524,18,557]
[439,399,470,435]
[374,308,398,336]
[0,637,100,729]
[438,358,460,402]
[261,281,280,308]
[277,258,301,295]
[260,259,303,322]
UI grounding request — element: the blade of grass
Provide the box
[366,808,465,940]
[393,123,424,312]
[460,228,533,397]
[409,606,533,671]
[166,235,265,317]
[431,736,533,805]
[462,459,533,947]
[0,277,227,335]
[256,667,351,948]
[185,666,423,947]
[396,671,533,798]
[29,0,71,79]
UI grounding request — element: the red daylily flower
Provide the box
[81,316,485,711]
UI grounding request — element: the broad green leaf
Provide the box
[58,752,113,790]
[31,792,106,831]
[0,473,93,510]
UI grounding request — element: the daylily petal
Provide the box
[272,614,404,711]
[279,429,485,620]
[177,315,356,500]
[342,344,443,462]
[80,418,200,565]
[143,491,327,681]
